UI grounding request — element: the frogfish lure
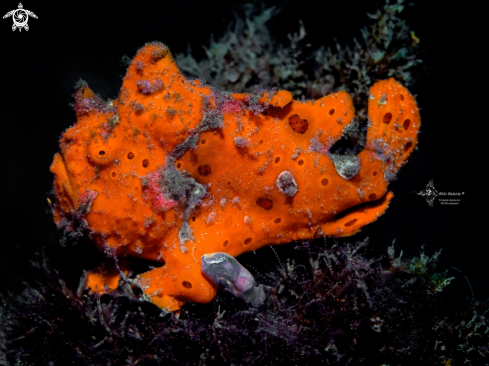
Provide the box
[50,42,420,311]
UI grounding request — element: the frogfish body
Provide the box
[50,42,420,311]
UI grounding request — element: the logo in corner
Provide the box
[415,179,439,207]
[3,3,37,32]
[414,180,464,207]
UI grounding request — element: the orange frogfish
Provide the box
[50,42,420,311]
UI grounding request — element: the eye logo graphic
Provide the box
[414,180,465,207]
[415,180,439,207]
[3,3,37,32]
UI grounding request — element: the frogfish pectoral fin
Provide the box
[136,259,217,312]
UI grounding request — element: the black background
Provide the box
[0,0,484,304]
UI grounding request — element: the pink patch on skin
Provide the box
[143,170,178,211]
[80,189,97,204]
[153,193,178,211]
[100,127,110,140]
[221,99,242,114]
[137,78,164,95]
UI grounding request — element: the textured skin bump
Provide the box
[50,42,420,311]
